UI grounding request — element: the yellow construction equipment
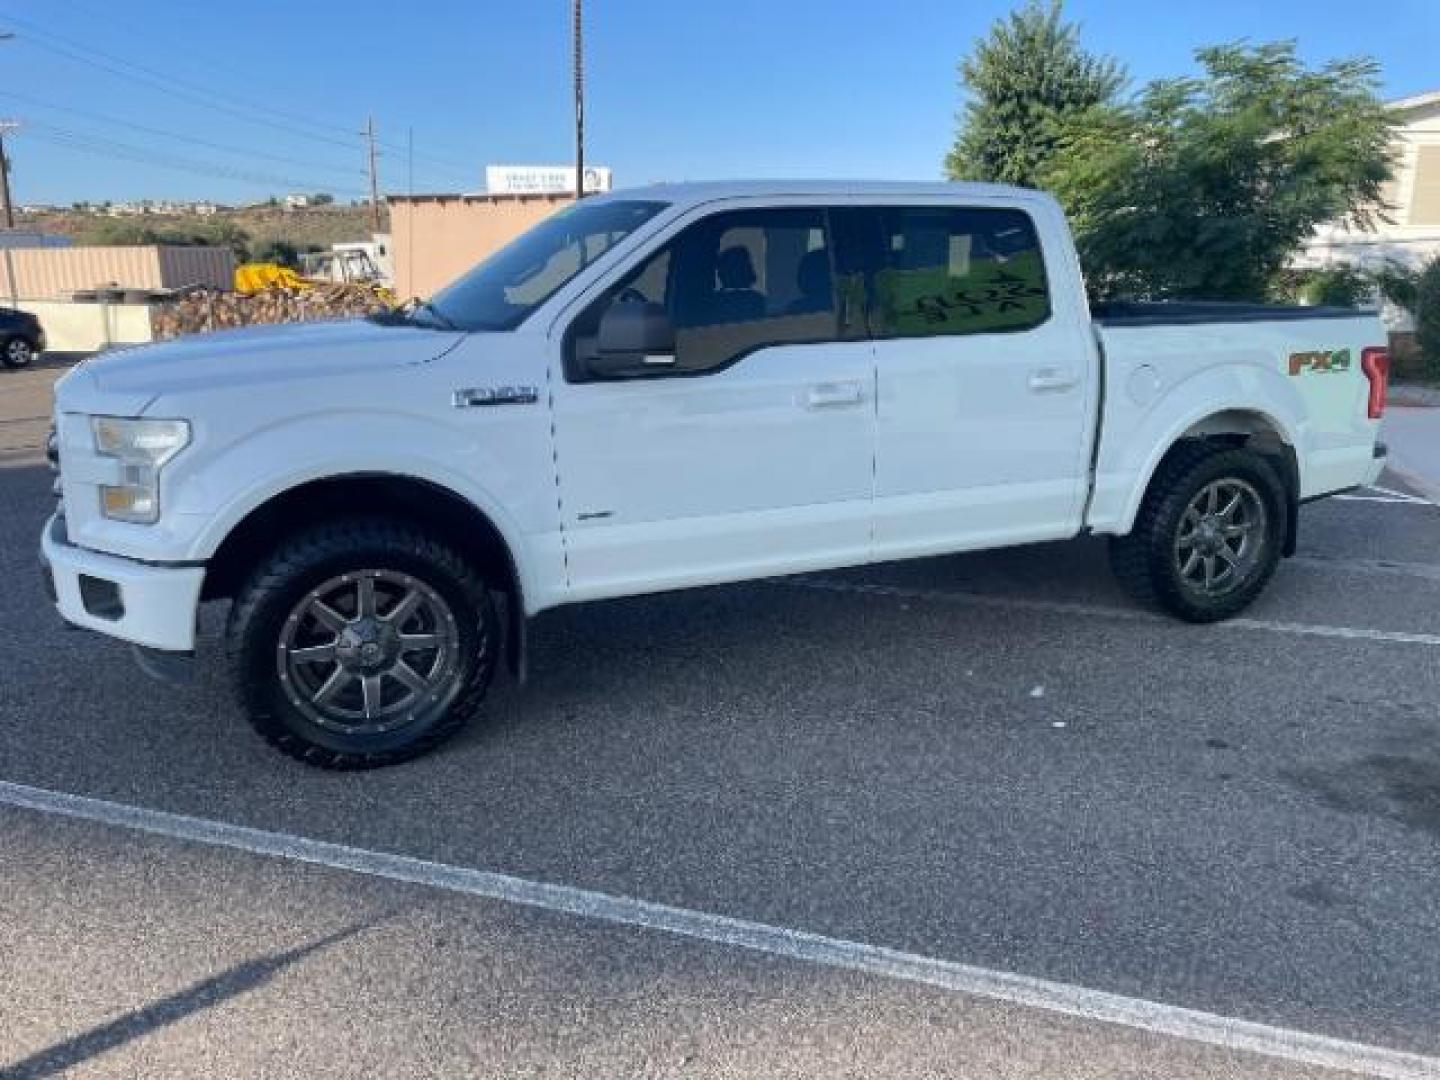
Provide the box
[234,262,309,294]
[233,262,395,305]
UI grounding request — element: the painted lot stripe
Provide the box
[1,780,1436,1080]
[1333,494,1432,505]
[788,578,1440,647]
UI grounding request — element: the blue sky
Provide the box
[1,0,1436,205]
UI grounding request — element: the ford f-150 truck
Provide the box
[40,182,1390,768]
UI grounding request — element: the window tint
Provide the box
[870,207,1050,338]
[569,207,838,379]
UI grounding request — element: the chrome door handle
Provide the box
[1028,368,1079,392]
[805,382,864,409]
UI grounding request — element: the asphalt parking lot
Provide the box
[3,357,1439,1078]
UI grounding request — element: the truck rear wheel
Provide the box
[1109,444,1286,623]
[226,519,497,768]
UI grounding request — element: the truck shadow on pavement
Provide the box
[0,918,384,1079]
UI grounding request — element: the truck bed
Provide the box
[1091,301,1372,327]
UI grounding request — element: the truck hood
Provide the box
[66,318,466,413]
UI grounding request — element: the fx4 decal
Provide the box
[1288,347,1351,376]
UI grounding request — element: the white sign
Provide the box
[485,165,613,196]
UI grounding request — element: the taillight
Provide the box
[1361,346,1389,420]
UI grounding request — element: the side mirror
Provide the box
[587,300,676,377]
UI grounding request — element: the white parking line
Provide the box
[1367,484,1432,502]
[786,578,1440,647]
[1,779,1436,1079]
[1333,494,1431,505]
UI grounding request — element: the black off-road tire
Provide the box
[1,335,35,369]
[1109,444,1287,623]
[226,519,498,769]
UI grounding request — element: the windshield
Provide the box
[424,199,668,332]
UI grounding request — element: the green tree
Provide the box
[945,0,1124,187]
[1277,263,1374,308]
[1042,42,1395,300]
[1414,258,1440,381]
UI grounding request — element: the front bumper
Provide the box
[40,513,205,652]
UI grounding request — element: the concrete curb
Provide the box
[1385,459,1440,506]
[1389,383,1440,408]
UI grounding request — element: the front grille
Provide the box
[46,427,65,521]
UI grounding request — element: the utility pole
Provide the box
[0,34,14,230]
[572,0,584,201]
[364,115,381,231]
[0,122,16,229]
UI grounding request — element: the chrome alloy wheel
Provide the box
[276,570,461,735]
[1174,478,1268,598]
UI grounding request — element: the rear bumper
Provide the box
[40,513,204,652]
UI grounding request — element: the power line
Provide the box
[0,10,478,178]
[24,122,370,196]
[0,89,366,182]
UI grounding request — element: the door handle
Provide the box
[805,382,865,409]
[1028,368,1079,393]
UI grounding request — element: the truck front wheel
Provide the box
[226,519,497,768]
[1109,445,1287,623]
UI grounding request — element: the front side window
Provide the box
[569,207,839,380]
[427,199,667,331]
[870,206,1050,338]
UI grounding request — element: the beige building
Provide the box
[0,244,234,301]
[1302,90,1440,280]
[387,192,573,300]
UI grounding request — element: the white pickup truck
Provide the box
[42,181,1391,768]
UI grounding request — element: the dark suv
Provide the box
[0,306,45,369]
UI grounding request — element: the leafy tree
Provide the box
[1277,263,1374,308]
[249,238,301,266]
[310,192,335,206]
[945,0,1124,187]
[1042,42,1395,300]
[1415,258,1440,381]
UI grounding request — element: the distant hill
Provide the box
[16,204,388,263]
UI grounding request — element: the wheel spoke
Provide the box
[1205,484,1219,514]
[1218,490,1243,521]
[399,632,441,652]
[289,641,337,665]
[1203,556,1217,590]
[357,575,378,618]
[310,600,349,634]
[1215,544,1239,568]
[391,659,428,695]
[313,666,353,706]
[1181,551,1201,578]
[384,588,423,626]
[1223,524,1248,540]
[361,674,383,718]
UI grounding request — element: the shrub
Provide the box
[1416,258,1440,381]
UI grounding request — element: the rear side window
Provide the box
[870,206,1050,339]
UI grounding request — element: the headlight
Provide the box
[91,416,191,524]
